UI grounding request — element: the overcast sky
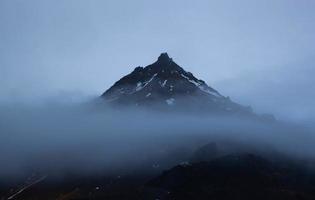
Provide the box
[1,0,315,120]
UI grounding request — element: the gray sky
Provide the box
[1,0,315,120]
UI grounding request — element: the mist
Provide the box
[2,1,315,199]
[1,98,315,184]
[216,57,315,122]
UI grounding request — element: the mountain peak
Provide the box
[157,52,172,64]
[101,53,254,116]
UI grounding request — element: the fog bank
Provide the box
[1,100,315,182]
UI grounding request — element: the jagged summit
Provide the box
[136,52,186,77]
[157,52,171,63]
[101,53,253,115]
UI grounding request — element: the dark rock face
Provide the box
[101,53,253,115]
[148,154,315,200]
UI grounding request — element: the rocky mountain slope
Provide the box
[101,53,254,115]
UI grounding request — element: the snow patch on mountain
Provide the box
[161,80,167,87]
[166,98,175,105]
[199,85,222,98]
[134,73,158,93]
[180,74,201,86]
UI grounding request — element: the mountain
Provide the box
[101,53,254,115]
[148,153,313,200]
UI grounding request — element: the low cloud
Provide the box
[1,99,315,182]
